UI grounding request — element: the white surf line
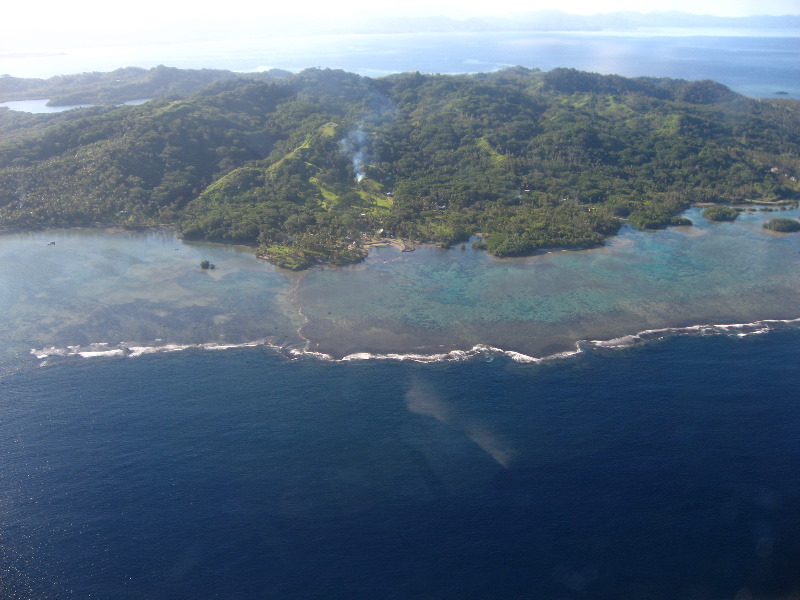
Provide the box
[586,317,800,351]
[29,317,800,366]
[31,340,273,361]
[285,317,800,363]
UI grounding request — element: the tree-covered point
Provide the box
[702,206,741,221]
[0,65,292,106]
[763,217,800,232]
[1,66,799,268]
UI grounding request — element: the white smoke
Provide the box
[340,128,369,183]
[337,86,395,184]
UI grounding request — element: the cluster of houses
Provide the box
[771,166,798,183]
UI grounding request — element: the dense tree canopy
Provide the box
[763,217,800,232]
[1,66,798,268]
[702,205,741,222]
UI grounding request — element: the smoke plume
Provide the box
[339,128,369,183]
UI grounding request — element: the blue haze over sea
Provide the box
[2,29,800,599]
[1,28,799,99]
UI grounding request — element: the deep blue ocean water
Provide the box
[3,330,800,599]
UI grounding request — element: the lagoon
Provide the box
[0,98,93,113]
[3,205,800,376]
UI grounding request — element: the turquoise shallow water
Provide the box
[0,228,299,376]
[2,206,800,373]
[297,206,800,357]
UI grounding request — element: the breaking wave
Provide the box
[31,340,272,361]
[585,318,800,351]
[30,317,800,366]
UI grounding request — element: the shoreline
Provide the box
[0,222,177,237]
[7,204,800,371]
[3,196,799,269]
[362,237,417,252]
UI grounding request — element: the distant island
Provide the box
[1,65,798,269]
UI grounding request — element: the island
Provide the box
[702,205,740,222]
[763,216,800,232]
[1,66,798,268]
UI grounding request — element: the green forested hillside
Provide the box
[1,66,798,268]
[0,65,291,106]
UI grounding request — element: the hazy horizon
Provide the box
[2,3,799,55]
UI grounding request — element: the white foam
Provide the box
[586,318,800,351]
[77,349,127,358]
[28,316,800,367]
[289,348,334,361]
[335,344,546,364]
[31,339,276,362]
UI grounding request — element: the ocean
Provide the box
[3,333,800,599]
[1,28,799,99]
[2,28,800,600]
[2,206,800,599]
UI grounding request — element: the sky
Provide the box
[1,0,798,53]
[288,0,799,17]
[5,0,800,25]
